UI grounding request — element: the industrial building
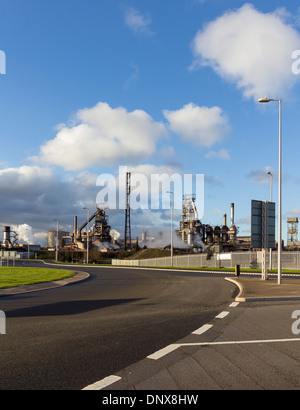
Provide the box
[177,195,204,248]
[0,225,40,255]
[62,207,120,252]
[287,217,300,249]
[1,226,18,248]
[176,197,250,251]
[47,230,69,249]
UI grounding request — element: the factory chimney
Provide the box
[74,216,77,239]
[2,226,12,248]
[228,203,237,240]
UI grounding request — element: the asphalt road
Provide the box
[0,262,237,390]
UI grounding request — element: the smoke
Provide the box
[142,230,190,249]
[110,229,121,241]
[141,230,206,251]
[11,224,35,244]
[33,232,48,247]
[93,240,120,250]
[193,233,207,251]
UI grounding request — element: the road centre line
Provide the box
[192,302,238,335]
[147,344,181,360]
[192,324,213,335]
[215,311,230,319]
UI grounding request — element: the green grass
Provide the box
[0,267,75,289]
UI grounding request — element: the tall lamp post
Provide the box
[266,171,273,202]
[25,228,30,261]
[166,191,174,267]
[83,207,89,264]
[53,219,58,262]
[258,97,282,285]
[266,170,273,270]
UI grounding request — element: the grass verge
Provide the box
[113,264,300,274]
[0,267,75,289]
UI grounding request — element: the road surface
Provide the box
[0,262,237,390]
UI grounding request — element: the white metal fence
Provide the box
[112,251,300,270]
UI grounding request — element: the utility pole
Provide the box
[124,172,131,251]
[53,219,58,262]
[83,207,90,264]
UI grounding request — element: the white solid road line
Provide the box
[179,337,300,348]
[142,337,300,361]
[192,324,213,335]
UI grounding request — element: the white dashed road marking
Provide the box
[82,375,121,390]
[82,301,243,389]
[192,324,213,335]
[215,311,230,319]
[147,344,181,360]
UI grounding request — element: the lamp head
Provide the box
[258,97,271,103]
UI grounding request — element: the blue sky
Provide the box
[1,0,300,245]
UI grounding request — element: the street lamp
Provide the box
[83,207,89,264]
[166,191,174,267]
[258,97,282,285]
[266,171,273,202]
[53,219,58,262]
[25,228,30,261]
[266,170,273,270]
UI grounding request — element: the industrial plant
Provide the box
[2,170,299,261]
[175,196,249,252]
[68,207,119,251]
[0,207,120,260]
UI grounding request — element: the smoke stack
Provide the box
[2,226,12,248]
[230,203,234,227]
[74,216,77,238]
[228,203,237,240]
[223,213,227,227]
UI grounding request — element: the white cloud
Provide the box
[96,163,183,210]
[0,165,54,197]
[164,103,230,147]
[204,148,230,160]
[124,7,154,36]
[38,102,167,171]
[0,165,98,233]
[191,3,300,99]
[0,163,198,244]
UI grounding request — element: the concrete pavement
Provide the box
[226,276,300,301]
